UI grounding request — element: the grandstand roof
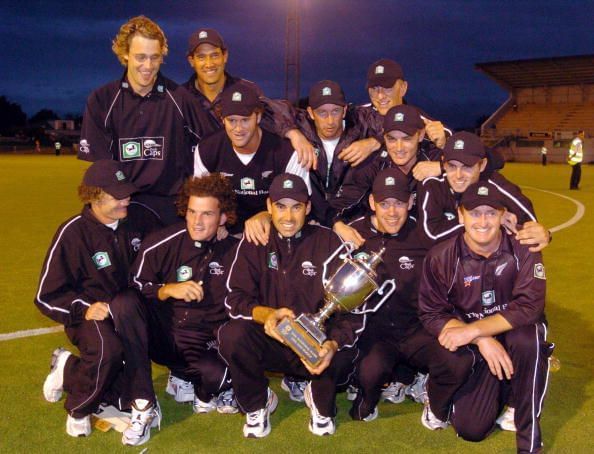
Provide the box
[475,54,594,90]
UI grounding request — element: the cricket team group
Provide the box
[34,15,554,453]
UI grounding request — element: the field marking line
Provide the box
[0,325,63,341]
[0,188,585,342]
[522,186,586,233]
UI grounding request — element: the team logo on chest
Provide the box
[241,177,256,190]
[92,251,112,270]
[302,261,317,277]
[481,290,496,306]
[120,137,164,161]
[176,266,193,282]
[444,212,456,221]
[464,275,480,287]
[268,252,278,270]
[209,261,224,276]
[399,256,414,270]
[131,237,142,252]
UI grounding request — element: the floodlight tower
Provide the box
[284,0,300,105]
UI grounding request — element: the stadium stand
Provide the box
[476,54,594,163]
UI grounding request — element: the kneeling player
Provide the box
[218,174,363,438]
[110,174,239,446]
[419,182,554,453]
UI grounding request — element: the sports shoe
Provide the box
[407,373,429,404]
[43,347,72,403]
[243,388,278,438]
[496,406,517,432]
[216,389,239,414]
[362,407,379,422]
[192,395,217,414]
[66,415,91,437]
[281,377,307,402]
[345,385,359,401]
[381,382,407,404]
[122,399,161,446]
[304,382,336,436]
[421,402,448,430]
[165,373,195,403]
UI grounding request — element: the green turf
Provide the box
[1,155,593,452]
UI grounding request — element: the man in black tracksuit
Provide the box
[110,174,239,446]
[347,168,472,423]
[79,16,214,226]
[218,174,363,438]
[35,160,142,438]
[418,181,553,454]
[417,131,551,252]
[194,83,310,234]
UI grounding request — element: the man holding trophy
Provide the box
[219,173,392,438]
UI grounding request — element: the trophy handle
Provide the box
[351,279,396,314]
[322,241,356,286]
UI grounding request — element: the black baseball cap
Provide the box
[220,83,261,117]
[82,160,137,199]
[308,80,346,109]
[372,167,410,203]
[268,173,309,203]
[367,58,404,88]
[443,132,486,166]
[383,105,424,135]
[187,28,226,55]
[460,182,506,210]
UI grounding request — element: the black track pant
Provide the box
[63,319,123,418]
[218,319,357,416]
[451,323,553,454]
[110,289,229,407]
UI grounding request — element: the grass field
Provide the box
[1,155,593,453]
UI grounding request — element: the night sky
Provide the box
[2,0,593,128]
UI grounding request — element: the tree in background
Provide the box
[0,96,27,134]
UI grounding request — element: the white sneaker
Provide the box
[345,385,358,401]
[304,382,335,436]
[243,388,278,438]
[381,382,407,404]
[406,373,429,404]
[66,415,91,437]
[496,407,517,432]
[165,373,194,403]
[192,395,217,414]
[362,407,379,422]
[421,402,448,430]
[122,399,161,446]
[43,347,71,403]
[281,377,307,402]
[216,389,239,414]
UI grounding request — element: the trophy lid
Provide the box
[356,247,385,275]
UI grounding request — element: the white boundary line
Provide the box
[522,186,586,233]
[0,189,586,343]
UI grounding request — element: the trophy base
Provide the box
[276,314,327,368]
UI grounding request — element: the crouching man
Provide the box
[110,174,239,446]
[418,181,554,454]
[35,160,142,437]
[218,173,362,438]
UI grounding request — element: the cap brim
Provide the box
[445,155,483,166]
[104,183,137,199]
[367,76,398,89]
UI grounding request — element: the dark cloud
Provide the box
[2,0,593,127]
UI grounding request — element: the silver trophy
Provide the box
[276,242,396,367]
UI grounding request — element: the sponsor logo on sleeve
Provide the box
[92,251,112,270]
[176,266,193,282]
[534,263,546,280]
[209,261,224,276]
[119,137,165,161]
[301,261,317,276]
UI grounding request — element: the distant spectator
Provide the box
[54,141,61,156]
[540,146,547,166]
[568,131,584,190]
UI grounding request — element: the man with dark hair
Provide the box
[194,82,310,234]
[110,173,240,446]
[79,15,213,226]
[347,168,471,424]
[219,173,363,438]
[418,181,553,453]
[418,131,550,251]
[35,160,142,438]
